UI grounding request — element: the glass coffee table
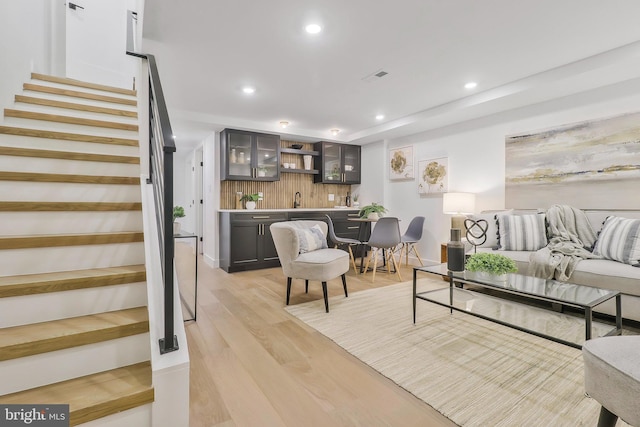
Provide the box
[413,264,622,348]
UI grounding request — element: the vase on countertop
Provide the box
[245,201,256,210]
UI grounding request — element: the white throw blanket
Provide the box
[528,205,601,281]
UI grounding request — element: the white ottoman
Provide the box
[583,336,640,427]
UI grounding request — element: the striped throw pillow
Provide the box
[297,224,328,253]
[593,216,640,265]
[497,214,548,251]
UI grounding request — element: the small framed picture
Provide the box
[389,145,414,180]
[418,157,448,194]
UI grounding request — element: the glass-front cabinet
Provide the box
[313,141,361,184]
[221,129,280,181]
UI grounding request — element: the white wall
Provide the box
[65,0,137,89]
[373,78,640,264]
[0,0,54,112]
[202,132,219,268]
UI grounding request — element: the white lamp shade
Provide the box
[443,192,475,215]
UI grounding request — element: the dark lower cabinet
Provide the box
[219,212,286,273]
[219,210,361,272]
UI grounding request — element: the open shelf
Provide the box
[280,168,319,174]
[280,148,319,156]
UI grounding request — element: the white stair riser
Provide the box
[0,134,140,157]
[2,116,138,139]
[0,155,139,177]
[0,181,142,202]
[13,100,139,125]
[0,333,150,395]
[0,282,147,328]
[0,243,146,276]
[0,212,142,235]
[26,80,137,101]
[76,404,151,427]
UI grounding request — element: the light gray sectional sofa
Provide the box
[469,209,640,323]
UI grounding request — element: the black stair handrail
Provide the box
[127,50,179,355]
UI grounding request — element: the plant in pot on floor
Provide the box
[241,193,260,210]
[464,252,517,281]
[173,206,185,235]
[358,202,387,220]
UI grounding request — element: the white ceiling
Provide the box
[141,0,640,151]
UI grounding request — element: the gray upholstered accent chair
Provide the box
[270,220,350,313]
[583,335,640,427]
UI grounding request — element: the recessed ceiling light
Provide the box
[242,86,255,94]
[305,24,322,34]
[172,134,176,139]
[464,82,477,89]
[330,128,340,136]
[375,114,385,121]
[279,121,289,128]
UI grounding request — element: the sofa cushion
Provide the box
[297,224,328,253]
[497,214,547,251]
[593,216,640,266]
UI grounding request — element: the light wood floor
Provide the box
[175,243,455,427]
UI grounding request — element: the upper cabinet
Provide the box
[221,129,280,181]
[313,141,361,184]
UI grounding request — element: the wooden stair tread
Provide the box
[0,361,153,426]
[5,109,138,132]
[0,125,138,146]
[0,146,139,164]
[0,307,149,361]
[31,73,137,97]
[0,265,146,298]
[0,232,144,249]
[24,83,137,107]
[15,95,138,118]
[0,171,139,185]
[0,201,142,212]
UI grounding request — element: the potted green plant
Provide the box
[352,194,360,208]
[464,252,517,281]
[173,206,185,234]
[240,193,260,210]
[358,202,387,220]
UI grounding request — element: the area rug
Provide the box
[285,279,629,427]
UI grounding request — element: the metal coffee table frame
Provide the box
[413,264,622,349]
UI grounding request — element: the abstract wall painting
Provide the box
[389,145,414,180]
[418,157,448,194]
[505,111,640,209]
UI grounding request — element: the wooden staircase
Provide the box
[0,74,153,426]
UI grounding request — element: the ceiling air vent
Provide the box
[362,69,389,83]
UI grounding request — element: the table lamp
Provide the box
[443,192,475,231]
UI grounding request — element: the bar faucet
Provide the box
[294,192,301,208]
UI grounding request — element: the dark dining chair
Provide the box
[399,216,425,266]
[363,217,402,282]
[325,214,362,274]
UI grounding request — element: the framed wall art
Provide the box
[505,111,640,209]
[418,157,448,194]
[389,145,414,180]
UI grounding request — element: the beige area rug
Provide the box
[285,279,630,427]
